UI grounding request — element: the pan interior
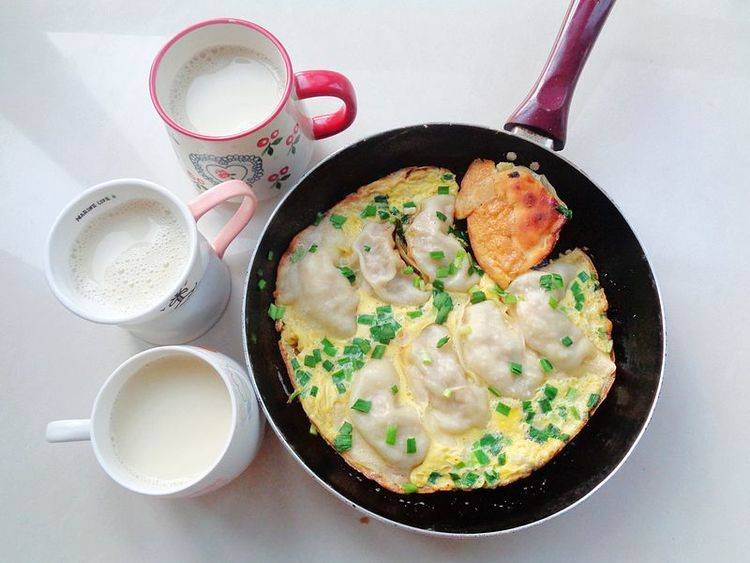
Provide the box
[244,124,663,535]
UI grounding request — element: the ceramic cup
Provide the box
[46,345,264,497]
[149,18,357,201]
[46,178,256,344]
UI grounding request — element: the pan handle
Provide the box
[504,0,615,150]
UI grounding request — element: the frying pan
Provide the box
[243,0,664,536]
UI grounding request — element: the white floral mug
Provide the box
[149,18,357,201]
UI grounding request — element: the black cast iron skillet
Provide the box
[243,0,664,535]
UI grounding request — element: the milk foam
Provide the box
[168,45,284,136]
[109,355,232,489]
[69,199,189,317]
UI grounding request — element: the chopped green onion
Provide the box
[578,271,590,282]
[313,212,324,226]
[473,449,490,465]
[544,384,558,400]
[321,338,337,357]
[257,279,267,290]
[352,337,371,354]
[360,204,377,218]
[433,279,445,291]
[539,273,564,291]
[587,393,601,408]
[437,185,450,195]
[333,425,353,452]
[310,386,319,397]
[436,265,451,278]
[422,352,432,365]
[461,472,479,487]
[291,358,300,370]
[371,344,386,359]
[391,384,399,395]
[338,266,356,284]
[429,250,445,260]
[322,359,334,372]
[433,289,453,324]
[528,425,549,443]
[436,211,447,222]
[561,335,573,347]
[407,309,423,318]
[290,247,306,263]
[406,437,417,454]
[374,194,388,203]
[488,386,501,397]
[403,201,417,209]
[303,355,318,368]
[549,296,559,309]
[329,214,347,229]
[556,205,573,219]
[441,173,454,181]
[267,250,274,261]
[510,362,523,376]
[498,452,507,466]
[357,314,375,325]
[335,382,346,394]
[427,471,441,484]
[522,400,533,412]
[309,243,318,253]
[309,424,318,435]
[470,291,487,304]
[565,387,577,400]
[496,402,511,416]
[351,398,372,413]
[268,303,285,321]
[479,433,498,447]
[540,358,554,373]
[570,406,581,420]
[436,335,450,348]
[538,398,552,413]
[385,425,397,445]
[402,265,414,275]
[295,370,311,386]
[363,245,371,252]
[401,483,418,494]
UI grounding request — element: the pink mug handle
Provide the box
[295,70,357,140]
[187,180,258,259]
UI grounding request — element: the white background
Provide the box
[1,1,748,561]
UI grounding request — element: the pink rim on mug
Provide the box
[149,18,295,143]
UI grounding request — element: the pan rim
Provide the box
[241,122,666,537]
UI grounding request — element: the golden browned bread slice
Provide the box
[458,159,568,286]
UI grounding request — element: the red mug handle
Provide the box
[295,70,357,140]
[504,0,616,150]
[188,180,258,259]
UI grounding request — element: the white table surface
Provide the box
[2,1,748,561]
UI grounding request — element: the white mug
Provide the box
[149,18,357,201]
[46,345,264,497]
[45,178,256,344]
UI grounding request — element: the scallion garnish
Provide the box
[522,400,533,412]
[406,309,423,318]
[470,290,487,304]
[565,387,577,400]
[538,398,552,413]
[539,273,564,291]
[544,384,558,400]
[363,245,371,252]
[428,471,441,484]
[406,437,417,454]
[436,335,450,348]
[258,279,267,290]
[498,452,507,466]
[561,335,573,347]
[496,402,511,416]
[510,362,523,376]
[310,386,319,397]
[436,211,447,222]
[329,214,347,229]
[338,266,356,284]
[333,422,353,452]
[549,296,559,309]
[360,204,376,218]
[570,406,581,420]
[556,205,573,219]
[322,359,334,372]
[352,337,371,354]
[351,398,372,413]
[357,314,375,325]
[488,386,501,397]
[313,212,323,226]
[391,384,399,394]
[303,355,318,368]
[587,393,600,408]
[578,271,590,282]
[309,243,318,253]
[267,250,274,261]
[473,449,490,465]
[268,303,285,321]
[403,201,416,209]
[540,358,554,373]
[385,425,397,445]
[401,483,418,494]
[432,289,453,324]
[430,250,445,260]
[441,173,454,181]
[371,344,386,359]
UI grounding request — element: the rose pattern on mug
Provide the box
[188,153,264,187]
[257,129,282,156]
[268,166,291,190]
[286,123,301,155]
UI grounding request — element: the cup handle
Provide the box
[187,180,258,259]
[46,419,91,443]
[295,70,357,140]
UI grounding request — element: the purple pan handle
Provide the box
[504,0,616,150]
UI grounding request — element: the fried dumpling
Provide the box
[352,222,430,306]
[457,300,544,399]
[349,359,430,472]
[404,195,479,292]
[457,160,568,287]
[404,324,489,434]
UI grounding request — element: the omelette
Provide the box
[270,166,615,494]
